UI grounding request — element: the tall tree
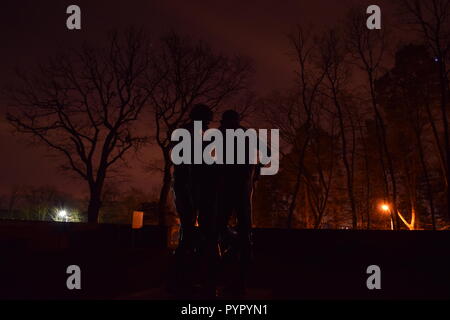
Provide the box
[400,0,450,219]
[276,26,326,228]
[5,30,151,223]
[345,7,400,229]
[303,119,337,229]
[320,30,358,228]
[147,32,251,225]
[377,44,441,229]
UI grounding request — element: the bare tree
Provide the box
[319,29,358,228]
[5,30,151,223]
[20,185,65,221]
[354,109,374,229]
[303,112,337,229]
[7,185,21,217]
[146,32,252,225]
[377,44,439,229]
[262,88,337,229]
[273,26,326,229]
[400,0,450,219]
[345,7,400,229]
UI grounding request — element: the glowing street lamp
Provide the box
[380,204,390,213]
[57,209,68,222]
[379,203,393,230]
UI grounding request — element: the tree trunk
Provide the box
[87,190,102,223]
[340,124,357,229]
[368,72,400,230]
[333,93,357,229]
[425,101,447,186]
[287,168,302,229]
[437,65,450,219]
[416,129,436,230]
[158,158,172,226]
[363,147,372,230]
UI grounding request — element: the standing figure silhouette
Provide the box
[217,109,259,297]
[172,103,219,297]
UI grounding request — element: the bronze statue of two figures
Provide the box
[171,105,260,298]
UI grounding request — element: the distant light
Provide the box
[380,204,390,213]
[434,57,439,62]
[58,209,67,218]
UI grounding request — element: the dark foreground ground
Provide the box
[0,221,449,300]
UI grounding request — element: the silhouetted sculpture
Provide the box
[217,110,259,296]
[172,104,219,297]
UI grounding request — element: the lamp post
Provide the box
[379,203,394,230]
[58,209,68,222]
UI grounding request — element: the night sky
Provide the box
[0,0,395,197]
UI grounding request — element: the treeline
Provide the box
[4,28,252,223]
[254,2,450,230]
[3,2,450,229]
[0,185,162,224]
[0,185,84,222]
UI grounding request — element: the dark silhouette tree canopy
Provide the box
[146,32,252,225]
[6,30,152,223]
